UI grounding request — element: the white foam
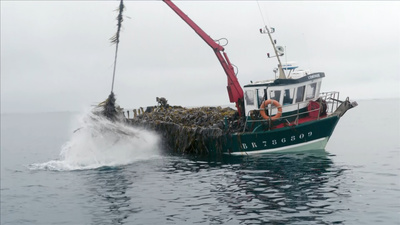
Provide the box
[30,111,161,171]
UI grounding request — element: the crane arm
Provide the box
[163,0,244,116]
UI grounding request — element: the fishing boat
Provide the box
[226,75,356,155]
[129,0,358,155]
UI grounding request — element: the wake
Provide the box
[29,111,161,171]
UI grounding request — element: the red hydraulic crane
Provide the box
[163,0,245,117]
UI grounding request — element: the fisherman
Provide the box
[156,97,168,108]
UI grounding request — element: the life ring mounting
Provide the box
[259,99,282,121]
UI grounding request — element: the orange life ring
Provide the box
[259,99,282,120]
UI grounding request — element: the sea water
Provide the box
[1,99,399,224]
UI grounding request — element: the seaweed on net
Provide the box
[128,104,243,154]
[95,0,126,122]
[102,92,117,119]
[94,92,124,122]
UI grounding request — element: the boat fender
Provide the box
[260,99,282,121]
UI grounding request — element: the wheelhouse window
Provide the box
[283,88,294,105]
[245,90,255,105]
[269,90,281,103]
[295,86,305,103]
[258,89,266,106]
[306,83,317,100]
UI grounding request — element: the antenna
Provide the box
[285,46,287,74]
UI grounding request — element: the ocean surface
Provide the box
[1,99,399,225]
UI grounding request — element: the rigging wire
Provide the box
[256,1,270,29]
[256,1,266,27]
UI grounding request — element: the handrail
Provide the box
[320,91,340,113]
[243,91,341,132]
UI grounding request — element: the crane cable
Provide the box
[110,0,125,94]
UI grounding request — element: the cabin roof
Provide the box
[244,72,325,88]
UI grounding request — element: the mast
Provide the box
[261,26,286,79]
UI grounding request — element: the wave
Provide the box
[29,111,161,171]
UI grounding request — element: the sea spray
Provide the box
[30,110,161,171]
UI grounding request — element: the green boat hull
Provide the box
[223,115,340,155]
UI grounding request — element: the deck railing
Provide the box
[319,91,340,114]
[243,91,341,132]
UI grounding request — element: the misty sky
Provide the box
[1,1,399,113]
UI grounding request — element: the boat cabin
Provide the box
[243,72,325,117]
